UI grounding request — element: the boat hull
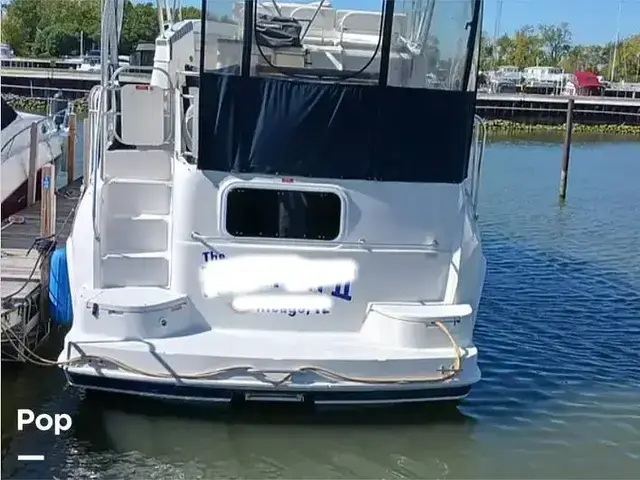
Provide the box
[65,371,474,406]
[2,122,66,219]
[60,324,480,407]
[1,166,45,220]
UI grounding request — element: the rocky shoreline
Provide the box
[484,119,640,136]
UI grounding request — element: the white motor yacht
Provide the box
[1,98,69,219]
[76,49,103,72]
[59,0,487,406]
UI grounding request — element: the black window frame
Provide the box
[220,183,346,242]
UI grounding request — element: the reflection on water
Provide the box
[3,139,640,479]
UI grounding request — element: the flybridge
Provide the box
[197,0,482,183]
[199,0,482,88]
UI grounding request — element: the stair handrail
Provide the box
[91,65,175,241]
[106,65,175,154]
[87,85,103,176]
[176,69,198,158]
[470,114,487,217]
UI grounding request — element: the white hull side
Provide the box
[1,113,66,203]
[61,160,486,405]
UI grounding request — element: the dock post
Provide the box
[27,122,39,206]
[66,113,77,185]
[559,98,575,201]
[39,164,57,323]
[82,118,90,193]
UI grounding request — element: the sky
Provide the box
[481,0,640,45]
[145,0,640,45]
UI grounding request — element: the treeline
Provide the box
[481,22,640,82]
[0,0,211,57]
[2,0,639,82]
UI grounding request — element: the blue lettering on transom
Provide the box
[258,282,354,317]
[200,251,353,317]
[202,251,226,262]
[331,283,352,302]
[270,282,353,303]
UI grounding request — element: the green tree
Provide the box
[479,30,496,71]
[120,1,159,55]
[479,23,640,81]
[505,26,542,68]
[0,0,47,55]
[616,34,640,82]
[33,24,78,57]
[2,3,639,81]
[538,22,572,65]
[34,0,101,56]
[494,34,514,65]
[182,6,201,20]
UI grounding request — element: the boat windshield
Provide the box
[201,0,481,91]
[197,1,482,184]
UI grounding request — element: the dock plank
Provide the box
[477,92,640,107]
[0,249,40,281]
[2,177,81,359]
[1,249,41,330]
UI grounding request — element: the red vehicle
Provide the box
[565,71,604,96]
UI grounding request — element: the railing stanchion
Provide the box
[27,122,39,207]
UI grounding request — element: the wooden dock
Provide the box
[476,92,640,126]
[1,179,82,249]
[1,178,82,361]
[477,92,640,107]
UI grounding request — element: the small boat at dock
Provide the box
[1,97,70,220]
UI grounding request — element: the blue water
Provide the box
[3,137,640,479]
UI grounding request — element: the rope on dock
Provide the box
[1,215,25,231]
[1,192,78,310]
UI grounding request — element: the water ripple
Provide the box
[3,140,640,479]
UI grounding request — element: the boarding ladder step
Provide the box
[98,149,173,288]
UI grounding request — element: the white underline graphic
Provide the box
[17,454,45,461]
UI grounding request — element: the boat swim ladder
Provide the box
[85,0,179,290]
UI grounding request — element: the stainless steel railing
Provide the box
[1,105,72,160]
[90,65,174,241]
[469,114,487,217]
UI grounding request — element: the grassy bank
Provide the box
[3,94,89,116]
[485,119,640,136]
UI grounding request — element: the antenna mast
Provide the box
[493,0,503,66]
